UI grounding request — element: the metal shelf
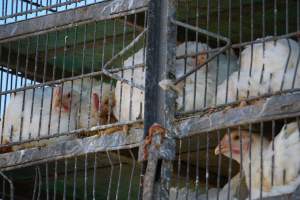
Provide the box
[0,126,143,171]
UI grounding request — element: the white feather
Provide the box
[114,42,239,121]
[242,122,300,199]
[1,85,80,148]
[77,80,114,128]
[220,38,300,103]
[113,66,145,122]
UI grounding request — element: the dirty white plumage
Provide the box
[216,122,300,199]
[175,42,238,110]
[115,42,239,121]
[77,80,115,128]
[216,70,252,104]
[262,122,300,196]
[1,85,80,149]
[113,49,145,122]
[64,78,115,128]
[217,38,300,104]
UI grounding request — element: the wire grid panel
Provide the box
[171,0,300,116]
[167,116,300,200]
[0,0,106,25]
[0,9,148,151]
[0,148,142,200]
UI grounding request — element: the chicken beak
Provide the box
[214,145,221,155]
[215,142,228,155]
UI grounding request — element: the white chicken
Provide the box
[215,122,300,199]
[114,42,238,121]
[174,42,238,111]
[0,84,80,150]
[216,71,253,104]
[113,49,145,122]
[64,78,116,128]
[218,38,300,104]
[77,80,116,128]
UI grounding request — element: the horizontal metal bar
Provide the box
[0,0,83,20]
[175,31,300,60]
[175,92,300,137]
[0,70,105,96]
[0,1,148,42]
[229,31,300,49]
[109,63,145,73]
[0,119,143,148]
[0,128,143,171]
[0,61,145,96]
[176,88,300,117]
[171,19,230,43]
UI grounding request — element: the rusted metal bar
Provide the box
[142,134,161,200]
[141,0,177,199]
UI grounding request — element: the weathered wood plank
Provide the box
[0,128,143,171]
[0,0,148,42]
[176,93,300,138]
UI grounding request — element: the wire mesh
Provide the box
[0,0,300,199]
[0,0,106,25]
[168,116,300,200]
[0,148,141,200]
[0,9,147,151]
[171,0,300,116]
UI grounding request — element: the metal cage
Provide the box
[0,0,299,199]
[0,147,141,199]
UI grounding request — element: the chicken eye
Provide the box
[233,135,240,140]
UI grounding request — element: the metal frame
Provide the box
[0,1,149,199]
[0,0,300,199]
[0,0,148,42]
[143,0,300,200]
[0,127,143,172]
[20,0,58,13]
[0,0,108,24]
[142,0,176,199]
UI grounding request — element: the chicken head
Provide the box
[215,130,252,163]
[194,52,207,66]
[52,86,75,113]
[92,93,116,125]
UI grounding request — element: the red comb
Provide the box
[92,93,100,111]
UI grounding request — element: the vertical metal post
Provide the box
[142,0,177,199]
